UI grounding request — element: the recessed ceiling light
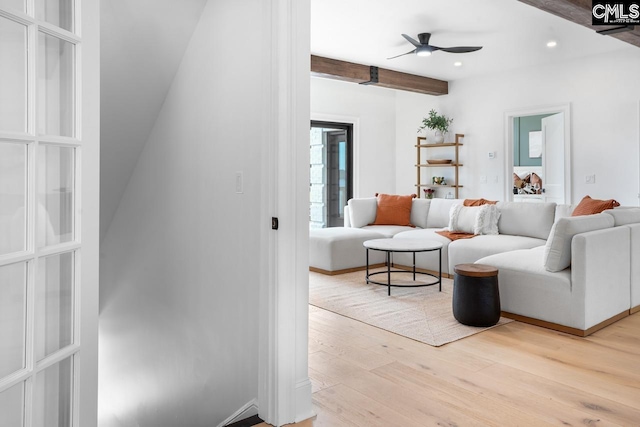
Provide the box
[547,41,557,48]
[454,61,462,67]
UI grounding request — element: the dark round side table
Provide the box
[452,264,501,327]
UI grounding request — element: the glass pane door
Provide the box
[309,121,353,228]
[0,142,27,255]
[0,16,27,133]
[0,1,82,424]
[0,262,27,378]
[0,382,25,427]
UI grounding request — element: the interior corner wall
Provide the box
[310,77,397,197]
[439,47,640,205]
[98,1,265,425]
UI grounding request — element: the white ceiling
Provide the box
[310,0,634,81]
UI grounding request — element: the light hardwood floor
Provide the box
[258,305,640,426]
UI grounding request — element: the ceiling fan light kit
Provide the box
[388,32,483,60]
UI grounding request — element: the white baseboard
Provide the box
[294,379,315,423]
[217,398,259,427]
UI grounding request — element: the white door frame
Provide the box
[258,0,313,426]
[504,103,572,204]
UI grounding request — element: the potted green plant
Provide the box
[418,110,453,143]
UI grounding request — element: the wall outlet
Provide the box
[585,174,595,184]
[480,175,487,184]
[488,151,496,159]
[493,175,499,183]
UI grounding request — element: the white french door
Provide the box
[0,0,94,425]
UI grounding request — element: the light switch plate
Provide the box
[235,171,243,193]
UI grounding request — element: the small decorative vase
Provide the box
[433,130,445,144]
[426,193,434,199]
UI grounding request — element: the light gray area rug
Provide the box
[309,268,512,347]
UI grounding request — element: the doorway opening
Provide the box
[504,104,572,205]
[310,121,353,228]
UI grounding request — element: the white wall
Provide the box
[99,1,267,425]
[100,0,207,241]
[395,91,442,195]
[311,77,398,197]
[440,47,640,206]
[312,49,640,208]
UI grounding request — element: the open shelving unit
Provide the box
[416,133,464,198]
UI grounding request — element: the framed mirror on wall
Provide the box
[504,104,572,204]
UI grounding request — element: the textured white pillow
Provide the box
[448,204,500,235]
[543,214,614,272]
[347,198,377,228]
[475,204,500,235]
[448,205,480,234]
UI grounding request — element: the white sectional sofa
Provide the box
[308,196,640,335]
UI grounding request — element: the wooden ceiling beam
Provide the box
[310,55,448,96]
[518,0,640,48]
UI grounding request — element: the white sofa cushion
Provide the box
[347,197,377,228]
[555,204,575,221]
[449,235,546,274]
[603,207,640,226]
[410,199,431,229]
[426,198,463,228]
[309,227,386,271]
[361,225,415,238]
[543,213,614,272]
[497,201,556,240]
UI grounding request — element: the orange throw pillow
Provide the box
[572,195,620,216]
[463,198,498,207]
[372,193,416,226]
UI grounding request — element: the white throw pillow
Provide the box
[448,204,500,235]
[448,205,480,234]
[543,214,614,272]
[347,198,377,228]
[475,204,500,235]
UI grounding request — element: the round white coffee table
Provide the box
[363,238,443,296]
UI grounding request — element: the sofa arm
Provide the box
[344,205,351,227]
[571,226,630,330]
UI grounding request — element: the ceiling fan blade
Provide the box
[387,49,416,60]
[401,34,421,47]
[435,46,483,53]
